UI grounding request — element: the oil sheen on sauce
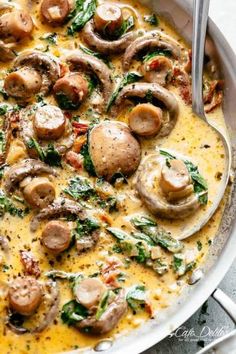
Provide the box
[0,0,227,353]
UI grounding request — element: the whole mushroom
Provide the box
[89,121,141,181]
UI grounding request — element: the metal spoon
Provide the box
[180,0,232,240]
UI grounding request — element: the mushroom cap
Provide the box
[136,153,201,219]
[89,121,141,181]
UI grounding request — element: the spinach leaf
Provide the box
[80,45,112,68]
[131,232,155,246]
[44,144,62,167]
[106,72,143,112]
[152,258,168,275]
[55,92,80,110]
[173,253,196,277]
[61,300,88,325]
[45,270,83,280]
[143,49,172,62]
[68,0,97,35]
[126,285,147,312]
[0,190,27,218]
[87,74,99,95]
[40,32,57,45]
[159,149,175,160]
[80,141,97,176]
[95,290,114,320]
[113,16,135,38]
[132,218,183,253]
[76,217,100,238]
[144,14,158,26]
[131,216,157,228]
[0,104,8,116]
[64,176,94,200]
[107,227,129,241]
[27,139,61,167]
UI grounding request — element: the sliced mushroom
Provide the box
[33,105,66,140]
[22,177,56,209]
[6,51,60,97]
[8,277,42,316]
[94,3,123,37]
[128,103,163,137]
[76,289,127,334]
[19,105,75,156]
[7,280,59,334]
[0,40,16,62]
[89,121,141,181]
[111,82,179,137]
[3,158,56,194]
[0,107,11,166]
[0,9,33,41]
[74,278,106,309]
[65,52,113,108]
[4,67,42,99]
[30,198,86,232]
[123,31,181,71]
[81,19,139,55]
[40,0,72,25]
[141,55,173,86]
[53,73,89,110]
[136,153,200,219]
[41,220,71,254]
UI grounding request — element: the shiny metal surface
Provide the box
[179,0,232,240]
[67,1,236,353]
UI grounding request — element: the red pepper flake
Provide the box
[20,250,41,278]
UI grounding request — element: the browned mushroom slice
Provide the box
[4,67,42,99]
[94,3,123,36]
[136,154,200,219]
[8,277,42,316]
[41,220,71,254]
[0,9,33,41]
[76,289,127,334]
[7,280,60,335]
[53,73,89,110]
[0,106,11,166]
[65,52,113,108]
[12,51,60,95]
[22,177,56,209]
[4,158,56,194]
[19,105,75,156]
[141,55,173,86]
[89,121,141,181]
[123,31,181,71]
[111,82,179,137]
[30,198,86,232]
[40,0,71,25]
[128,103,163,137]
[81,19,138,55]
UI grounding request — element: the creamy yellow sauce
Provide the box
[0,0,228,353]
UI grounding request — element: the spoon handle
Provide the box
[192,0,210,120]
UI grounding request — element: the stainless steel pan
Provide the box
[67,1,236,353]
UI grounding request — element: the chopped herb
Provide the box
[0,190,27,218]
[61,300,88,325]
[197,240,202,251]
[64,176,94,200]
[112,244,123,254]
[145,89,153,102]
[106,72,143,112]
[68,0,97,35]
[40,32,57,45]
[75,217,100,238]
[153,259,168,275]
[80,45,112,68]
[87,74,98,95]
[126,285,147,312]
[131,216,157,228]
[143,49,172,62]
[45,270,82,280]
[0,131,6,154]
[173,253,196,276]
[144,14,158,26]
